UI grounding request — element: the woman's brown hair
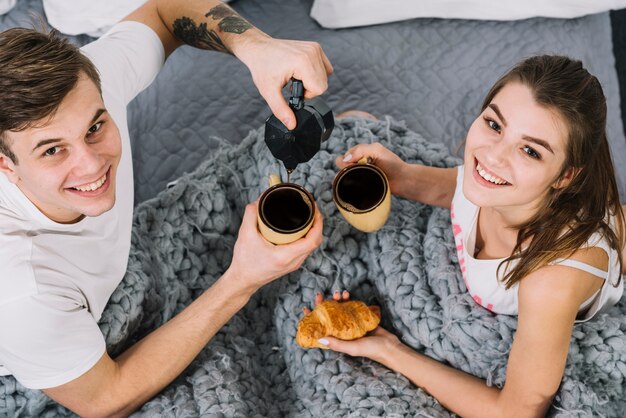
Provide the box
[484,55,625,288]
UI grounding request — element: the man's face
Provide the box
[0,73,122,223]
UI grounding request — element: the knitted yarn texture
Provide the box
[1,117,625,417]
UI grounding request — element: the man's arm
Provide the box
[43,203,323,418]
[124,0,333,130]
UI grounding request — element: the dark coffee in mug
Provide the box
[334,165,386,213]
[260,186,313,232]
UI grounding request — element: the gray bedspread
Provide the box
[1,1,626,417]
[2,118,624,417]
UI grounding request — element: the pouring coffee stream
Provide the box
[264,79,335,182]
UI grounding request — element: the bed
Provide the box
[1,0,626,416]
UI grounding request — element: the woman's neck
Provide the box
[475,206,536,259]
[483,201,543,228]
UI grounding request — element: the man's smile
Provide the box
[66,166,112,196]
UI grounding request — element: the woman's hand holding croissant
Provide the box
[299,290,401,364]
[302,290,351,315]
[321,325,400,364]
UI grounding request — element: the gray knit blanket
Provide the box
[1,118,625,417]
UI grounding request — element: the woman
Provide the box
[309,55,626,417]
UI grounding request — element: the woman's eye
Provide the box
[87,122,103,135]
[486,119,501,133]
[523,145,541,160]
[43,146,61,157]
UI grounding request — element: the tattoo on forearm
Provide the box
[204,4,233,20]
[172,17,230,53]
[205,4,252,34]
[172,5,252,53]
[216,16,252,34]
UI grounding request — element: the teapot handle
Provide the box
[288,79,304,110]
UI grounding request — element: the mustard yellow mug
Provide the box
[258,174,315,245]
[332,157,391,232]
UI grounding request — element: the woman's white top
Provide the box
[450,165,623,322]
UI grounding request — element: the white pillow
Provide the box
[311,0,626,28]
[0,0,16,15]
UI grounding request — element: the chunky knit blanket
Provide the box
[1,118,625,417]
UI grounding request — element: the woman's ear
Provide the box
[553,166,581,189]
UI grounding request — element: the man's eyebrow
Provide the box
[488,103,554,154]
[32,108,107,154]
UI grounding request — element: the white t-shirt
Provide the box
[0,21,164,389]
[451,165,623,321]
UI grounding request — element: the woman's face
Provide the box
[463,82,573,219]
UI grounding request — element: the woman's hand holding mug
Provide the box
[333,153,392,232]
[336,143,410,198]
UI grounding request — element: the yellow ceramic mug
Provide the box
[332,157,391,232]
[258,174,316,245]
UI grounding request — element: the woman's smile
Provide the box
[473,159,511,187]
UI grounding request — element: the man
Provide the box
[0,0,329,416]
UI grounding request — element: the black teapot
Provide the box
[264,79,334,171]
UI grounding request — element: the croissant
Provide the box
[296,300,381,349]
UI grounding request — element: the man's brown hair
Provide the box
[0,27,101,163]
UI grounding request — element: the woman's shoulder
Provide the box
[517,247,608,312]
